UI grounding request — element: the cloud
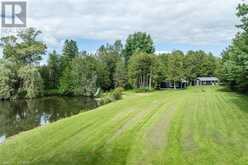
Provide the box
[4,0,246,49]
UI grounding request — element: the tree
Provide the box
[59,64,74,95]
[59,40,79,93]
[154,55,168,88]
[97,42,122,90]
[0,28,46,99]
[113,40,123,56]
[221,33,248,91]
[0,60,16,99]
[184,50,219,85]
[38,65,50,90]
[114,59,128,88]
[18,65,44,99]
[184,51,199,84]
[167,50,185,89]
[128,52,157,90]
[1,28,47,65]
[59,55,101,96]
[96,61,111,91]
[124,32,155,64]
[71,56,98,96]
[60,39,79,72]
[47,50,61,89]
[219,3,248,92]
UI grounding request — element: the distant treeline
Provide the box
[0,3,247,100]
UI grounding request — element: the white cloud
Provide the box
[3,0,246,49]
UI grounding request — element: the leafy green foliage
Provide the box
[0,60,16,99]
[111,87,124,100]
[38,65,50,90]
[18,65,44,99]
[220,3,248,92]
[59,56,99,97]
[167,50,185,87]
[128,52,158,89]
[1,28,47,65]
[0,28,46,99]
[124,32,155,64]
[47,50,61,89]
[59,40,79,94]
[59,65,74,95]
[97,41,124,90]
[114,59,128,88]
[220,33,248,91]
[184,50,219,84]
[60,40,79,72]
[98,46,118,89]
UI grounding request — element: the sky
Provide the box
[0,0,246,63]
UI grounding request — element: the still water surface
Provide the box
[0,96,98,144]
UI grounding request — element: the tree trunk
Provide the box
[174,81,176,89]
[149,72,152,90]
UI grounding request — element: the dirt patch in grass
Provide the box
[146,104,177,150]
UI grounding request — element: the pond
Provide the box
[0,96,98,144]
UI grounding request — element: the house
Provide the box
[196,77,219,86]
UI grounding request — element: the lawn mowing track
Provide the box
[0,87,248,165]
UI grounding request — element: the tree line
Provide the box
[0,3,247,100]
[218,3,248,92]
[0,29,220,100]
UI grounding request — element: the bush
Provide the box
[99,96,112,105]
[97,87,124,106]
[111,87,124,100]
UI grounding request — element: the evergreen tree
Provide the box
[47,50,61,89]
[60,39,79,72]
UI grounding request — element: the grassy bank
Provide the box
[0,87,248,165]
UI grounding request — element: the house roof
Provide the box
[197,77,219,81]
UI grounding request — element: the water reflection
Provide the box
[0,96,98,143]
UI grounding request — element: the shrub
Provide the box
[111,87,124,100]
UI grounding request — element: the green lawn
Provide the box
[1,87,248,165]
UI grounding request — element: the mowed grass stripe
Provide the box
[125,92,183,165]
[1,87,248,165]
